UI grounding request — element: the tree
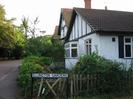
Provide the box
[10,27,26,58]
[0,4,26,58]
[21,17,29,38]
[0,4,16,48]
[29,17,39,38]
[0,5,5,21]
[21,16,41,38]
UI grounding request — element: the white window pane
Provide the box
[65,49,70,57]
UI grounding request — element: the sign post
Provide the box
[32,73,68,78]
[31,73,68,99]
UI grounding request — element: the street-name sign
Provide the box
[32,73,68,78]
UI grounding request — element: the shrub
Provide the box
[18,56,43,87]
[73,53,131,95]
[17,56,53,97]
[74,53,122,74]
[25,36,64,61]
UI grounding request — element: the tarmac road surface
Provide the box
[0,60,22,99]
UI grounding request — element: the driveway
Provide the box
[0,60,22,99]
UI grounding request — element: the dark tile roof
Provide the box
[62,9,73,27]
[75,8,133,32]
[52,26,60,40]
[58,8,73,35]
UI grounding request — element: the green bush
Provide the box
[18,56,43,87]
[25,36,64,61]
[18,56,53,98]
[74,53,122,74]
[73,53,131,95]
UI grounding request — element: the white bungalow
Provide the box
[59,0,133,69]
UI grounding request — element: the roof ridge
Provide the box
[74,7,133,13]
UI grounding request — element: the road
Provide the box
[0,60,22,99]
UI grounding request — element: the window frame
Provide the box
[85,39,92,55]
[124,37,133,58]
[65,42,78,58]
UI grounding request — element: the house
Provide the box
[52,26,60,40]
[58,8,73,42]
[57,0,133,69]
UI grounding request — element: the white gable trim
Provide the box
[60,15,68,39]
[69,13,92,41]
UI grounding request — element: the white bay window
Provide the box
[65,43,78,58]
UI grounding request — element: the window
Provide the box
[65,44,70,57]
[65,43,78,58]
[118,36,133,58]
[71,44,78,57]
[85,39,92,55]
[124,37,132,58]
[112,37,115,42]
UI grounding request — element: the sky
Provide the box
[1,0,133,35]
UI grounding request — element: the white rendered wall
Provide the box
[78,33,100,56]
[65,58,79,69]
[65,33,99,69]
[99,35,119,60]
[98,35,133,69]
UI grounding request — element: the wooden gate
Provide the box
[31,73,68,99]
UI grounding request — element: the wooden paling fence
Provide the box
[68,74,103,96]
[32,72,133,98]
[68,72,133,97]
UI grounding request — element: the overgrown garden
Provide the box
[0,4,133,99]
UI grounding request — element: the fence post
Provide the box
[66,75,69,99]
[31,74,33,99]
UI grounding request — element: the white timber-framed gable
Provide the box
[69,14,92,41]
[63,7,133,69]
[60,17,67,39]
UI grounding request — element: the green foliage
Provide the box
[0,5,26,58]
[0,5,5,21]
[18,56,44,87]
[74,53,122,74]
[0,5,16,48]
[25,36,51,56]
[18,56,53,87]
[25,36,64,61]
[0,21,16,48]
[73,53,132,95]
[21,16,29,38]
[10,28,26,58]
[18,56,53,98]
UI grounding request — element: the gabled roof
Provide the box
[75,8,133,33]
[65,8,133,41]
[52,26,60,40]
[62,9,73,27]
[58,8,73,35]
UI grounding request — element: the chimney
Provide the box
[105,6,108,10]
[84,0,91,9]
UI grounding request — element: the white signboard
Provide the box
[32,73,68,78]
